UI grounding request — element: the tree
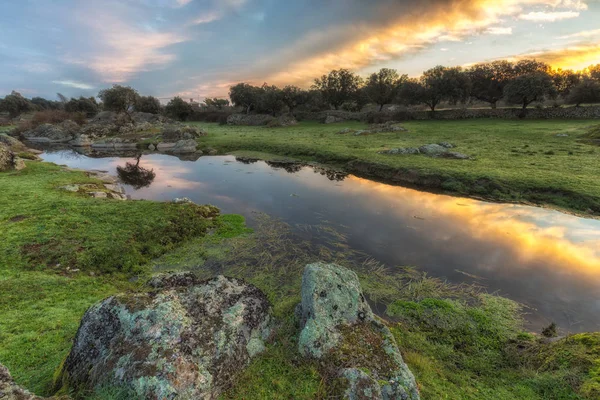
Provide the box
[98,85,139,122]
[0,91,34,118]
[396,79,426,107]
[204,98,230,110]
[281,86,308,114]
[504,72,557,110]
[256,84,285,115]
[364,68,407,111]
[551,69,581,97]
[566,79,600,106]
[512,59,551,76]
[136,96,161,114]
[65,96,99,116]
[164,97,193,121]
[312,69,363,110]
[417,66,471,111]
[31,97,61,110]
[229,83,261,114]
[467,61,514,108]
[116,155,156,190]
[587,64,600,81]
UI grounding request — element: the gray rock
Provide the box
[418,144,448,156]
[298,262,420,400]
[162,125,207,142]
[89,191,107,198]
[337,128,354,134]
[438,142,454,148]
[69,134,92,147]
[58,275,272,399]
[324,115,345,124]
[0,143,15,172]
[0,363,47,399]
[378,148,420,155]
[20,123,74,143]
[59,184,80,192]
[169,139,198,154]
[172,197,194,204]
[148,144,156,151]
[227,114,275,126]
[0,133,27,151]
[556,133,569,137]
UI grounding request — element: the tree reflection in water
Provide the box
[116,154,156,190]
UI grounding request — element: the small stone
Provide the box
[59,184,80,192]
[89,191,107,198]
[148,144,156,151]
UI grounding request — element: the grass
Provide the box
[187,119,600,216]
[0,161,221,394]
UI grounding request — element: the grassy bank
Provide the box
[1,160,599,399]
[189,119,600,216]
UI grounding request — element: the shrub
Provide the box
[31,110,86,126]
[188,110,232,124]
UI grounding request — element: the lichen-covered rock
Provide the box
[20,123,74,143]
[69,134,92,147]
[162,125,207,142]
[0,143,15,171]
[298,263,419,400]
[0,133,27,152]
[418,144,448,156]
[298,262,374,358]
[325,115,346,124]
[0,363,46,399]
[157,139,199,154]
[227,114,275,126]
[378,148,420,155]
[58,274,272,399]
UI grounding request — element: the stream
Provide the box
[39,149,600,333]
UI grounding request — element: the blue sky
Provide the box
[1,0,599,101]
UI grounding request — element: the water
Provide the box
[40,149,600,332]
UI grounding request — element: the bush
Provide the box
[188,110,232,124]
[31,110,86,126]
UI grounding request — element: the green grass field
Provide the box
[188,119,600,216]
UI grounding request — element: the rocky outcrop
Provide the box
[157,139,199,154]
[0,363,47,399]
[162,125,207,142]
[378,143,469,159]
[227,114,275,126]
[20,123,74,143]
[57,274,272,399]
[0,143,15,172]
[298,262,420,400]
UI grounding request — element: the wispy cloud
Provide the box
[487,26,513,35]
[518,11,580,22]
[558,29,600,39]
[512,43,600,70]
[189,0,247,25]
[52,80,95,90]
[191,11,220,25]
[65,5,187,82]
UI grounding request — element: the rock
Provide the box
[297,262,420,400]
[418,144,448,156]
[87,170,118,184]
[59,184,80,192]
[227,114,275,126]
[324,115,345,124]
[59,120,80,135]
[89,191,107,198]
[20,123,74,143]
[69,134,92,147]
[0,143,15,172]
[148,144,156,151]
[162,125,207,142]
[556,133,569,137]
[438,142,454,148]
[439,151,470,160]
[337,128,354,134]
[0,363,47,399]
[205,148,218,156]
[57,275,272,399]
[378,148,420,155]
[276,115,298,127]
[172,139,199,154]
[172,197,194,204]
[0,133,27,152]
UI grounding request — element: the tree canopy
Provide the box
[312,69,363,110]
[137,96,162,114]
[164,97,193,121]
[98,85,139,120]
[364,68,407,111]
[503,71,557,110]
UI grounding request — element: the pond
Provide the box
[40,149,600,333]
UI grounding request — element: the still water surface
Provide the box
[40,150,600,332]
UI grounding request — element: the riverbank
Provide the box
[1,160,599,399]
[188,119,600,218]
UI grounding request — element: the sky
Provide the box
[1,0,599,101]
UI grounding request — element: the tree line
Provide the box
[229,60,600,114]
[2,60,599,120]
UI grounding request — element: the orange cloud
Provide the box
[514,44,600,71]
[261,0,589,86]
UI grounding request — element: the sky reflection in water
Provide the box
[41,151,600,332]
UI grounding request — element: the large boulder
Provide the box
[298,262,420,400]
[20,123,74,143]
[57,274,272,399]
[227,113,275,126]
[0,143,15,171]
[0,133,27,152]
[324,115,345,124]
[0,363,47,399]
[162,125,207,142]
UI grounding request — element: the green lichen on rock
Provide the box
[55,273,272,399]
[297,262,420,399]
